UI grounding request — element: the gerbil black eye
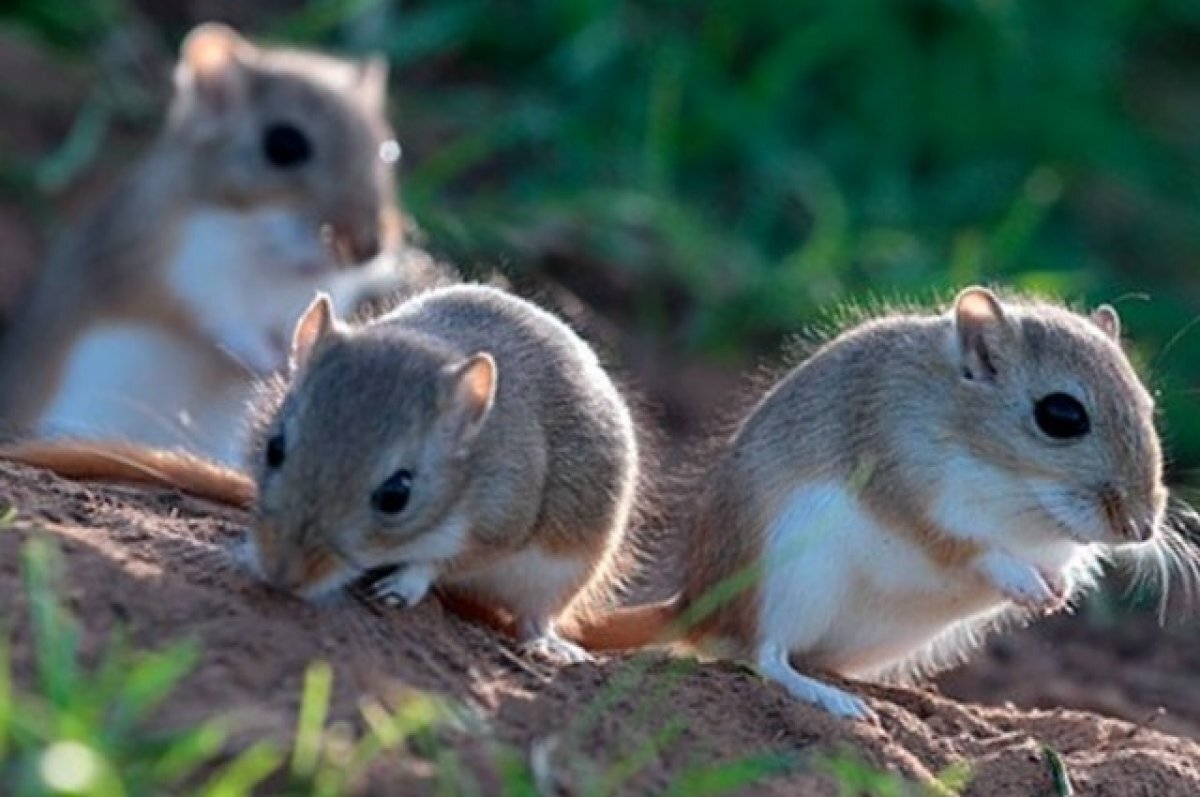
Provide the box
[262,122,312,168]
[1034,393,1090,440]
[371,469,412,515]
[265,433,286,469]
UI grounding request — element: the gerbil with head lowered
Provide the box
[0,23,405,463]
[247,283,640,659]
[572,287,1196,718]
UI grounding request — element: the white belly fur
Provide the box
[757,480,1087,681]
[36,207,406,465]
[445,547,587,621]
[38,323,252,465]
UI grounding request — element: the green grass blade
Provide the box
[291,661,333,778]
[110,642,200,734]
[663,753,797,797]
[197,741,284,797]
[22,539,79,711]
[595,718,686,797]
[1043,746,1075,797]
[0,637,10,764]
[147,720,231,785]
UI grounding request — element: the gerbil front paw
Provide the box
[368,563,437,608]
[977,551,1066,614]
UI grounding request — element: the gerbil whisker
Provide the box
[1153,312,1200,370]
[1165,512,1200,610]
[1126,502,1200,622]
[213,345,266,380]
[1107,291,1152,306]
[110,394,210,444]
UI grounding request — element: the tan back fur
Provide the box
[680,288,1164,655]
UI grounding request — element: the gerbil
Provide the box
[0,23,405,464]
[571,287,1189,719]
[249,283,639,659]
[3,284,641,661]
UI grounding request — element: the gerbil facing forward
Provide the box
[0,23,403,463]
[576,287,1188,718]
[249,284,639,659]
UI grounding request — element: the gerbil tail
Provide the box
[0,440,254,509]
[562,595,684,651]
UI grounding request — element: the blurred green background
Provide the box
[2,0,1199,473]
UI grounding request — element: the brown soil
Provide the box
[3,461,1200,796]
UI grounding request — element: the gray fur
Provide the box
[252,284,639,644]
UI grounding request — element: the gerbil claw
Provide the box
[817,691,877,723]
[1037,568,1070,613]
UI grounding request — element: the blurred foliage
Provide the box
[2,0,1200,469]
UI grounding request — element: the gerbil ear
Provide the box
[174,23,253,118]
[952,287,1011,382]
[290,293,339,372]
[441,353,497,451]
[355,55,389,111]
[1091,304,1121,341]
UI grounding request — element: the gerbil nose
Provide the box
[346,227,380,263]
[1100,484,1159,544]
[265,554,304,594]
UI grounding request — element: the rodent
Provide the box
[567,287,1187,719]
[5,286,1188,709]
[3,283,641,661]
[0,23,405,464]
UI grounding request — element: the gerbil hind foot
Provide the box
[756,642,875,722]
[517,619,594,665]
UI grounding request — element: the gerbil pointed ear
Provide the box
[290,293,339,372]
[952,287,1011,381]
[174,23,253,118]
[355,55,389,111]
[1091,304,1121,341]
[441,353,497,451]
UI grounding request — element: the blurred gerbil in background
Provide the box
[0,18,442,463]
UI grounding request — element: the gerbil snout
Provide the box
[326,220,381,266]
[1099,485,1163,545]
[253,521,345,599]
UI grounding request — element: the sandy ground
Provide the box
[2,461,1199,795]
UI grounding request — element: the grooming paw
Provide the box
[368,564,436,608]
[978,550,1066,613]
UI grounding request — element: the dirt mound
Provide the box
[2,461,1199,795]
